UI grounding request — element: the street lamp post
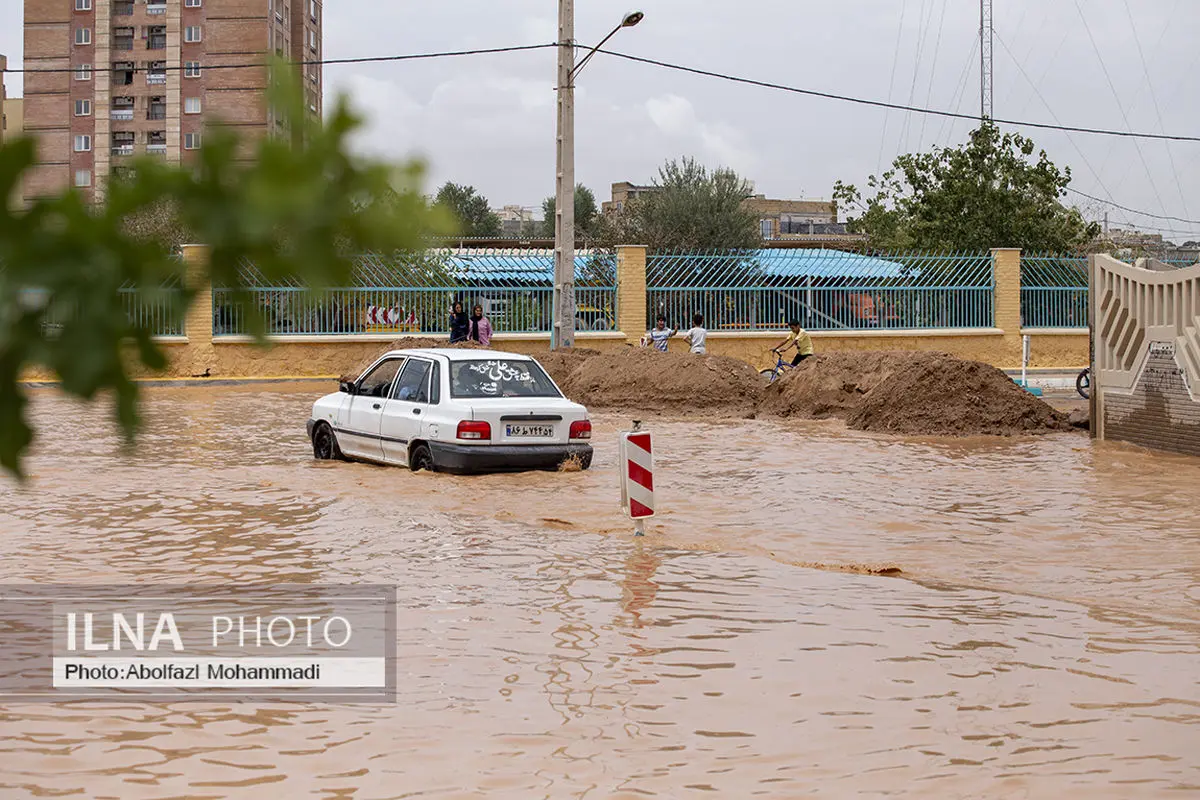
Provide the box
[552,6,643,350]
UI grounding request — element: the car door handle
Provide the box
[413,408,421,415]
[373,403,381,410]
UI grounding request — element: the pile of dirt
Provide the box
[536,347,603,389]
[758,351,1071,436]
[561,348,764,415]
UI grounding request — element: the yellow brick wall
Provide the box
[616,245,646,340]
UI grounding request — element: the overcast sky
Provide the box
[2,0,1198,238]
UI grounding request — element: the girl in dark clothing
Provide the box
[449,301,470,343]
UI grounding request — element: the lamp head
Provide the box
[622,10,644,27]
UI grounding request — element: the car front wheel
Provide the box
[312,423,344,461]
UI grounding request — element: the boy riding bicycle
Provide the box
[772,320,814,365]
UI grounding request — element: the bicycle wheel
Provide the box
[1076,368,1090,400]
[760,369,777,382]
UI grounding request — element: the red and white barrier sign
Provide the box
[365,306,419,328]
[618,430,655,521]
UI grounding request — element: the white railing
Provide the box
[111,109,134,121]
[112,144,134,156]
[147,4,166,15]
[146,144,168,155]
[147,73,167,85]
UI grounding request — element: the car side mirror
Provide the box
[339,381,357,395]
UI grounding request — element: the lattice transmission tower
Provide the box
[980,0,994,120]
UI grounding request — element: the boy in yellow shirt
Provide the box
[773,320,814,366]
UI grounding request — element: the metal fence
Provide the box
[645,249,995,331]
[1020,254,1089,329]
[120,283,185,337]
[212,249,617,337]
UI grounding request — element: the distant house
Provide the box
[602,181,861,242]
[493,205,536,237]
[600,182,658,215]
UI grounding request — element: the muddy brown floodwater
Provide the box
[1,383,1198,798]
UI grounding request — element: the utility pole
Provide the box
[980,0,994,121]
[552,0,577,350]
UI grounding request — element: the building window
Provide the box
[74,99,92,116]
[75,27,92,46]
[184,133,202,150]
[74,135,92,153]
[75,64,92,81]
[75,0,92,10]
[184,26,202,43]
[184,97,202,114]
[74,170,92,188]
[308,29,317,51]
[309,0,317,20]
[185,0,202,6]
[760,219,773,238]
[184,61,202,78]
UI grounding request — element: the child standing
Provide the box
[643,316,676,352]
[677,313,707,354]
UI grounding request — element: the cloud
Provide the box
[645,94,758,175]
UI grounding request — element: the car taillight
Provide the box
[569,420,592,440]
[456,420,491,441]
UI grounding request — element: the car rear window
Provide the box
[450,359,561,399]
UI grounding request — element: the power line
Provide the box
[0,43,559,74]
[1122,0,1190,219]
[877,0,910,175]
[8,41,1199,146]
[994,32,1126,226]
[1073,0,1166,215]
[1066,188,1200,226]
[594,46,1200,143]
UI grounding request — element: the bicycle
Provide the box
[760,352,794,383]
[1076,367,1090,399]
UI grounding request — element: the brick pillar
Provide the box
[180,243,216,376]
[616,245,648,343]
[992,247,1023,366]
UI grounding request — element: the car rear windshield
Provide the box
[450,359,561,399]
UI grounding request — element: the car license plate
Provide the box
[506,424,554,438]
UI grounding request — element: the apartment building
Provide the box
[22,0,322,203]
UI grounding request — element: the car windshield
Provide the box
[450,359,561,399]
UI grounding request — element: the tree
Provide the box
[600,157,759,252]
[833,123,1100,252]
[433,182,502,237]
[540,184,598,238]
[0,65,442,478]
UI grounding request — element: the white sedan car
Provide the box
[306,349,593,473]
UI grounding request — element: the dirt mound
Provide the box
[563,349,764,415]
[758,351,1071,436]
[536,348,603,389]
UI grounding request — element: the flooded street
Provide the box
[1,383,1198,798]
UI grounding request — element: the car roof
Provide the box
[384,348,535,362]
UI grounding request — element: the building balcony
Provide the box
[147,3,166,15]
[146,144,168,155]
[113,40,134,51]
[114,1,133,15]
[147,73,167,85]
[147,109,166,121]
[147,37,166,50]
[112,144,135,156]
[111,109,135,121]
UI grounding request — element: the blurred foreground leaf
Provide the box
[0,61,446,478]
